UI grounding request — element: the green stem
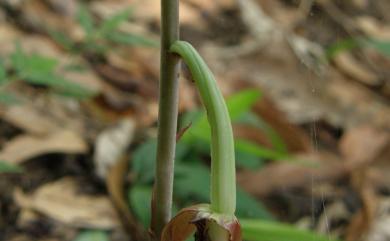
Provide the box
[170,41,236,216]
[152,0,180,239]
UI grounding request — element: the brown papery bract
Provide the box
[161,204,241,241]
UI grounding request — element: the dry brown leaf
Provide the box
[366,198,390,241]
[107,156,146,240]
[339,125,389,164]
[106,47,160,80]
[208,13,390,131]
[333,52,380,86]
[183,0,235,12]
[94,118,135,178]
[94,0,200,28]
[0,130,87,164]
[16,209,40,228]
[339,126,388,240]
[178,76,197,112]
[0,29,103,93]
[46,0,77,17]
[355,16,390,41]
[0,105,59,135]
[14,177,120,229]
[346,170,379,241]
[228,80,311,153]
[59,65,104,94]
[326,72,390,129]
[95,0,234,27]
[287,35,327,74]
[0,23,22,56]
[20,0,84,41]
[93,64,156,99]
[19,37,103,93]
[351,0,369,9]
[237,152,347,196]
[254,96,312,152]
[316,201,351,235]
[239,144,386,197]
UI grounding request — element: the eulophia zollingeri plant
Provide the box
[151,0,241,239]
[158,41,241,241]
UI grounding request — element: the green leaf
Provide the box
[131,139,157,184]
[24,74,96,99]
[235,148,264,169]
[174,162,273,221]
[174,163,210,201]
[237,112,288,154]
[9,48,95,99]
[51,77,97,99]
[98,8,133,36]
[107,32,159,47]
[10,43,24,71]
[326,38,360,59]
[11,50,58,77]
[81,41,108,54]
[128,185,152,228]
[183,89,262,143]
[174,142,192,162]
[0,61,6,85]
[131,140,192,185]
[73,230,109,241]
[327,38,390,59]
[235,139,290,161]
[0,161,23,173]
[63,63,88,72]
[49,30,75,51]
[240,219,340,241]
[76,5,95,37]
[236,189,273,220]
[226,89,261,120]
[365,39,390,58]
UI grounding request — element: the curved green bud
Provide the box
[170,41,236,216]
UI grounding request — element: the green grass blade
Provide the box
[77,5,95,37]
[365,39,390,58]
[73,230,109,241]
[0,61,6,85]
[226,89,261,119]
[0,161,23,173]
[107,32,158,47]
[49,30,75,51]
[235,139,289,160]
[98,8,132,36]
[240,219,340,241]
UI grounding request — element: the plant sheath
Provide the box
[170,41,236,216]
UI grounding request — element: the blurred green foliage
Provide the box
[240,219,340,241]
[327,37,390,59]
[128,89,285,229]
[0,44,96,104]
[0,161,23,173]
[51,6,158,54]
[127,89,340,241]
[73,230,109,241]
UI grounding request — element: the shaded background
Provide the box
[0,0,389,241]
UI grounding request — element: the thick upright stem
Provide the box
[151,0,180,239]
